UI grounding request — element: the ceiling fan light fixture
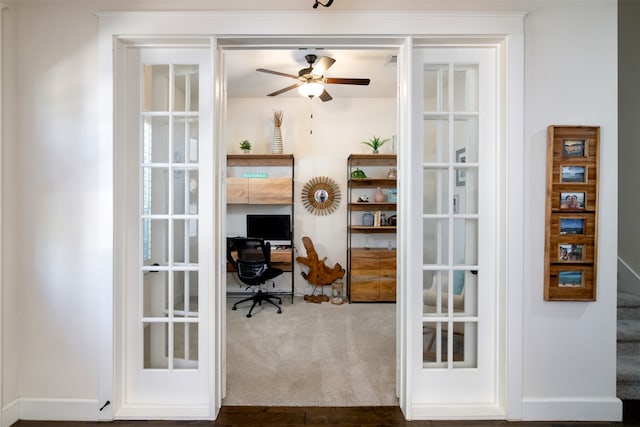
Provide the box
[298,82,324,98]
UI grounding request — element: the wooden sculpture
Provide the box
[296,236,345,302]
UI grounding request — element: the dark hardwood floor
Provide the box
[10,403,640,427]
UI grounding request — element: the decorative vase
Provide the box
[242,149,250,154]
[372,149,379,154]
[374,187,384,202]
[362,211,374,226]
[331,279,344,305]
[271,126,283,154]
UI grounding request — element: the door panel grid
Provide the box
[421,61,480,369]
[140,63,200,371]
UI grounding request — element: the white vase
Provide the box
[271,126,283,154]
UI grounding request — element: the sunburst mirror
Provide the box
[301,176,341,215]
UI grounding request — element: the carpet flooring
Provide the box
[224,295,397,406]
[618,291,640,400]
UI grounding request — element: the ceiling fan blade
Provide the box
[311,56,336,76]
[267,82,303,97]
[256,68,299,79]
[325,77,371,85]
[319,89,333,102]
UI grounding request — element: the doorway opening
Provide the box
[221,45,401,406]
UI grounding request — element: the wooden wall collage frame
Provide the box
[544,125,600,301]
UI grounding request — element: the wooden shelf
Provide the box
[350,178,397,188]
[350,202,396,211]
[227,154,294,167]
[348,154,397,167]
[350,226,397,233]
[227,177,293,204]
[226,155,295,298]
[347,153,398,302]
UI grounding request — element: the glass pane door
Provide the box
[410,47,499,411]
[120,46,212,416]
[422,63,480,368]
[141,63,201,370]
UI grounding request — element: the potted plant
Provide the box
[361,135,390,154]
[240,140,252,154]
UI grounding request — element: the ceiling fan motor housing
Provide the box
[298,54,319,80]
[298,67,315,80]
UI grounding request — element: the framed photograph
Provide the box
[560,192,585,209]
[562,139,586,157]
[558,270,584,288]
[561,165,586,183]
[558,244,583,262]
[455,148,466,186]
[559,218,585,235]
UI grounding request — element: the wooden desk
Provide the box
[227,249,293,272]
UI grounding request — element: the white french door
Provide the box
[119,46,214,418]
[407,47,502,417]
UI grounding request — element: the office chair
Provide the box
[227,237,283,318]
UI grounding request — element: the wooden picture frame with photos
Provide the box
[544,125,600,301]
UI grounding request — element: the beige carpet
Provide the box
[224,296,398,406]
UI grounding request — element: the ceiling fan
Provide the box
[256,54,371,102]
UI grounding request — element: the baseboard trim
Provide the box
[19,398,99,421]
[522,397,622,421]
[116,404,212,420]
[13,398,212,421]
[410,403,504,419]
[2,399,19,427]
[619,258,640,296]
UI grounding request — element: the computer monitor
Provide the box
[246,214,291,246]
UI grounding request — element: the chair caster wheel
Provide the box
[246,313,252,318]
[277,309,282,314]
[232,306,237,311]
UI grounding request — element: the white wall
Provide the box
[521,1,619,419]
[1,0,619,422]
[226,97,397,295]
[618,0,640,296]
[3,0,105,417]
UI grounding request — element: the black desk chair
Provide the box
[227,237,283,318]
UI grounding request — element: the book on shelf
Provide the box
[374,211,384,227]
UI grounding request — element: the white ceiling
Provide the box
[224,48,399,100]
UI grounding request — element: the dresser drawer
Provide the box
[350,280,380,302]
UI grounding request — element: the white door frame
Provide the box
[0,3,4,425]
[98,11,525,421]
